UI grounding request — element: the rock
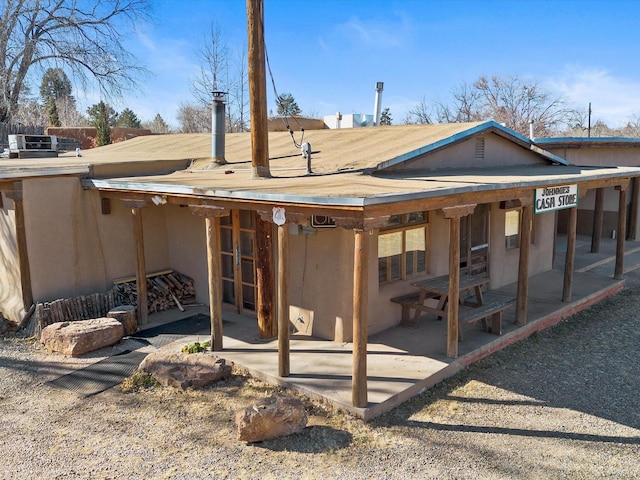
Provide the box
[235,395,308,443]
[107,305,137,336]
[138,351,232,390]
[40,318,124,356]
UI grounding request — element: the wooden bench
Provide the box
[457,293,515,339]
[391,291,439,329]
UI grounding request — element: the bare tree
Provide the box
[405,97,432,124]
[191,22,229,105]
[472,75,576,137]
[177,103,210,133]
[0,0,150,123]
[228,49,249,132]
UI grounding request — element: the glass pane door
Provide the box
[219,210,257,313]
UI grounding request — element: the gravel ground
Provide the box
[1,286,639,480]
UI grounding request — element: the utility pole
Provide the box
[247,0,276,339]
[247,0,271,178]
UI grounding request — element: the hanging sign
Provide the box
[534,184,578,214]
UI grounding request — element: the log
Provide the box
[107,305,138,336]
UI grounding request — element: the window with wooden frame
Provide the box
[378,212,428,283]
[505,208,534,250]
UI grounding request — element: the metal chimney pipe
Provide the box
[373,81,384,126]
[211,91,227,165]
[529,119,535,140]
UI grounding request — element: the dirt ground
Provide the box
[1,287,639,479]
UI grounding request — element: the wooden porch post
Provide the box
[447,217,461,358]
[442,204,476,359]
[591,188,604,253]
[562,206,577,302]
[5,183,33,309]
[277,222,290,377]
[629,178,639,241]
[130,204,148,325]
[190,206,230,351]
[206,216,224,350]
[615,185,628,280]
[516,203,533,325]
[255,214,276,338]
[352,228,368,408]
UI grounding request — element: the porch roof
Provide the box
[84,163,640,210]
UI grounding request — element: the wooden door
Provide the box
[460,204,489,276]
[220,210,257,313]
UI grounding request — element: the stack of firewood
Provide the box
[31,270,196,337]
[113,270,196,314]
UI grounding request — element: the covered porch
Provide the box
[153,234,639,420]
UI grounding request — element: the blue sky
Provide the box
[80,0,640,129]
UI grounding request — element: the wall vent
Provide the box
[475,137,485,159]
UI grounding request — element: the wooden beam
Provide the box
[255,213,276,338]
[515,205,532,325]
[352,228,368,408]
[6,183,33,310]
[615,186,628,279]
[442,204,477,219]
[247,0,271,178]
[131,207,148,325]
[277,223,290,377]
[562,207,577,302]
[206,216,224,351]
[591,188,604,253]
[447,216,461,359]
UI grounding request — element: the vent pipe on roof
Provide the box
[373,81,384,126]
[529,119,535,140]
[211,91,227,165]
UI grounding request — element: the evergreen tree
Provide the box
[276,93,301,116]
[143,113,171,134]
[87,101,117,146]
[117,108,142,128]
[380,107,392,125]
[45,97,61,127]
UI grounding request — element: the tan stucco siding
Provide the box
[548,147,640,167]
[488,205,555,288]
[165,205,208,305]
[23,178,171,303]
[387,134,548,171]
[0,195,25,322]
[288,226,355,342]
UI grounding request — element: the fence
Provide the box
[0,123,45,150]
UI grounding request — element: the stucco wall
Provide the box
[0,195,25,322]
[488,205,555,287]
[547,146,640,167]
[165,205,209,304]
[23,178,171,302]
[388,134,548,171]
[288,226,356,342]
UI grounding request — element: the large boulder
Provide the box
[138,351,232,390]
[40,318,124,356]
[236,395,308,443]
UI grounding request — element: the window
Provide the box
[378,212,428,283]
[505,209,520,249]
[505,209,534,250]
